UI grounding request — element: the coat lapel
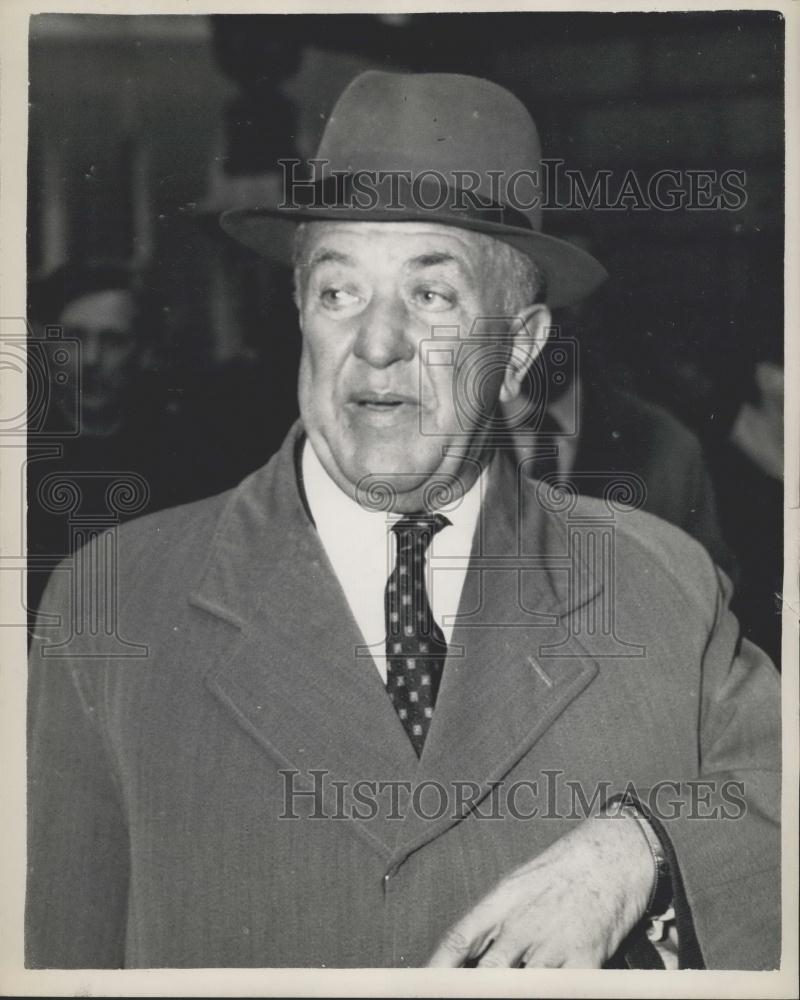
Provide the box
[388,453,603,866]
[189,426,605,864]
[193,425,419,860]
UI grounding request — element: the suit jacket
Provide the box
[26,422,780,969]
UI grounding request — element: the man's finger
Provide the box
[427,927,476,967]
[476,936,529,968]
[520,947,565,969]
[523,946,599,969]
[427,895,503,967]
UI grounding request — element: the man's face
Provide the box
[59,289,138,420]
[295,221,535,510]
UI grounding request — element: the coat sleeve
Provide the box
[26,564,130,969]
[631,565,781,970]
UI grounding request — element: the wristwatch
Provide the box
[603,794,672,919]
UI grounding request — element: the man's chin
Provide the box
[344,459,473,513]
[347,465,432,506]
[309,430,467,510]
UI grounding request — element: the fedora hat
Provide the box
[220,71,607,307]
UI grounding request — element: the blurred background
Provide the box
[26,11,784,661]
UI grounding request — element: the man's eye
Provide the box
[320,288,360,309]
[415,288,454,311]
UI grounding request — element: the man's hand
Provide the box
[427,815,654,968]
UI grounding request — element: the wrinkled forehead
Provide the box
[297,219,487,274]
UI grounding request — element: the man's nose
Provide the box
[352,296,415,368]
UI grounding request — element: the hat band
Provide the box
[281,173,534,231]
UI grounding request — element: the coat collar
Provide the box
[193,422,603,863]
[190,422,598,624]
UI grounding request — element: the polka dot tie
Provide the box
[384,513,451,756]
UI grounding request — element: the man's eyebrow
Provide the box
[305,248,355,268]
[408,250,472,279]
[408,252,467,272]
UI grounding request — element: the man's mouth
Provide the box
[352,392,417,411]
[347,392,420,426]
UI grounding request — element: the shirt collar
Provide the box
[301,439,488,549]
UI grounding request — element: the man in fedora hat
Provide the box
[27,71,779,970]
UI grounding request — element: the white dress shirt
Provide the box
[301,439,487,681]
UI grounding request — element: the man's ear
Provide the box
[499,302,552,404]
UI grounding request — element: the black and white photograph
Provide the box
[0,1,796,995]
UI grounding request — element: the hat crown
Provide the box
[316,71,544,231]
[218,71,609,308]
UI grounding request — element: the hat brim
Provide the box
[219,205,607,309]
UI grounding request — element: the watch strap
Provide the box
[603,793,672,918]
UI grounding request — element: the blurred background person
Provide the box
[502,233,735,578]
[704,272,784,665]
[711,358,783,664]
[26,260,179,618]
[30,261,152,437]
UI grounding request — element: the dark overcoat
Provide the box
[26,424,780,969]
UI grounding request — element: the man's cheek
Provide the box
[422,368,461,438]
[296,355,322,430]
[298,340,329,397]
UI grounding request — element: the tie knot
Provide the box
[392,512,450,553]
